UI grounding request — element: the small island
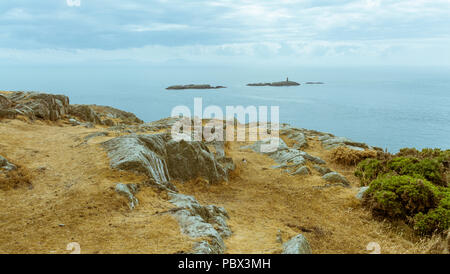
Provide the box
[166,84,226,90]
[305,82,324,85]
[247,78,300,87]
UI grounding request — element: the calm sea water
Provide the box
[1,65,449,152]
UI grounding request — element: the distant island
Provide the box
[305,82,324,84]
[247,78,300,87]
[166,84,226,90]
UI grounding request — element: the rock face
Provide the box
[0,91,70,121]
[166,84,226,90]
[69,105,103,125]
[280,127,308,148]
[282,234,312,254]
[0,155,17,172]
[102,133,234,188]
[169,192,231,254]
[322,172,350,186]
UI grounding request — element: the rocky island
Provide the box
[166,84,226,90]
[0,90,448,254]
[305,82,324,85]
[247,78,300,87]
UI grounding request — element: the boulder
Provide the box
[313,165,332,175]
[282,234,312,254]
[291,166,310,176]
[322,172,350,186]
[281,128,308,148]
[0,94,12,109]
[320,135,369,150]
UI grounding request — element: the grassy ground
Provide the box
[0,118,437,253]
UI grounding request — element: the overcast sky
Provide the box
[1,0,449,66]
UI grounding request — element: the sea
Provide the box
[1,64,449,153]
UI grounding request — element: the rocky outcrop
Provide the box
[169,192,231,254]
[282,234,312,254]
[0,91,70,121]
[242,137,325,174]
[166,84,226,90]
[102,133,234,189]
[69,105,103,125]
[280,127,308,148]
[247,81,300,87]
[0,155,17,172]
[115,183,140,210]
[319,135,369,151]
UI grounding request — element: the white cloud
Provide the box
[66,0,81,7]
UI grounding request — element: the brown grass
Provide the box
[0,162,33,191]
[0,118,441,254]
[330,146,377,166]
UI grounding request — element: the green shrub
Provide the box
[413,207,450,235]
[387,157,444,186]
[354,158,385,186]
[365,175,439,218]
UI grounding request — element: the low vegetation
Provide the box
[330,146,377,166]
[355,148,450,235]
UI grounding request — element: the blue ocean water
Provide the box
[1,65,449,152]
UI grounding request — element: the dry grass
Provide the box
[0,118,193,254]
[0,118,441,254]
[330,146,377,166]
[0,161,33,191]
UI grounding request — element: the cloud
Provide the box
[0,0,449,66]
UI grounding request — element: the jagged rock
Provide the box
[282,234,312,254]
[241,137,289,154]
[356,186,370,200]
[298,151,326,165]
[320,135,369,150]
[0,94,12,109]
[169,193,231,254]
[291,166,311,176]
[0,155,17,171]
[2,91,70,121]
[115,183,139,210]
[89,105,143,125]
[322,172,350,186]
[313,165,332,175]
[69,105,102,125]
[281,128,308,148]
[102,134,233,189]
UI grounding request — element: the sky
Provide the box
[0,0,449,66]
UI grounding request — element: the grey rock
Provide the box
[0,155,17,171]
[169,192,231,254]
[68,118,80,126]
[356,186,370,200]
[322,172,350,186]
[115,183,139,210]
[282,234,312,254]
[291,166,311,176]
[84,131,109,141]
[2,91,70,121]
[102,134,233,189]
[321,136,368,150]
[241,137,289,154]
[281,128,308,148]
[69,105,102,124]
[313,165,332,175]
[0,94,12,109]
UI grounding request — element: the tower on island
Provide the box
[286,77,289,82]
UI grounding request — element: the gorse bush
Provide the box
[330,146,377,166]
[356,148,449,235]
[364,175,449,235]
